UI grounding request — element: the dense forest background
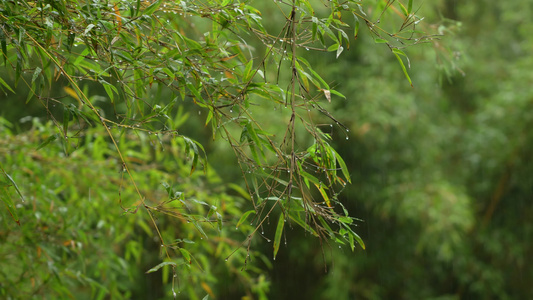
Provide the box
[1,0,532,299]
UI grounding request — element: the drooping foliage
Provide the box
[0,0,449,298]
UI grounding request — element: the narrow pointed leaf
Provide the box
[1,168,25,203]
[273,214,285,259]
[145,261,177,274]
[393,52,413,87]
[0,77,14,93]
[36,134,58,150]
[143,0,162,16]
[236,210,256,228]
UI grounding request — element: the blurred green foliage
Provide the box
[267,0,533,299]
[0,118,270,299]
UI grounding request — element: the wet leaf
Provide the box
[394,52,413,87]
[145,261,177,274]
[236,210,256,229]
[273,214,285,260]
[143,0,162,16]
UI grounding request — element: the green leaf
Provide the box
[300,169,320,189]
[329,89,346,99]
[84,24,96,36]
[186,82,203,103]
[143,0,162,16]
[399,2,408,16]
[289,212,318,237]
[273,213,285,260]
[353,16,360,39]
[243,59,254,82]
[191,219,208,238]
[190,152,198,175]
[332,148,351,183]
[36,134,58,150]
[392,48,407,57]
[0,76,14,93]
[327,43,339,52]
[408,0,413,14]
[179,248,192,264]
[375,38,388,44]
[236,210,256,229]
[315,183,331,207]
[31,67,42,84]
[341,223,366,250]
[393,52,413,87]
[145,261,177,274]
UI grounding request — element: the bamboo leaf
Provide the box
[399,2,408,16]
[273,214,285,260]
[236,210,256,229]
[332,148,351,183]
[179,248,192,264]
[36,134,58,150]
[243,59,254,82]
[315,183,331,207]
[145,261,177,274]
[31,67,42,84]
[0,76,14,93]
[1,170,24,203]
[342,223,366,250]
[393,52,413,87]
[354,16,360,40]
[143,0,162,16]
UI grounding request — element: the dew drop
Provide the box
[346,136,349,140]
